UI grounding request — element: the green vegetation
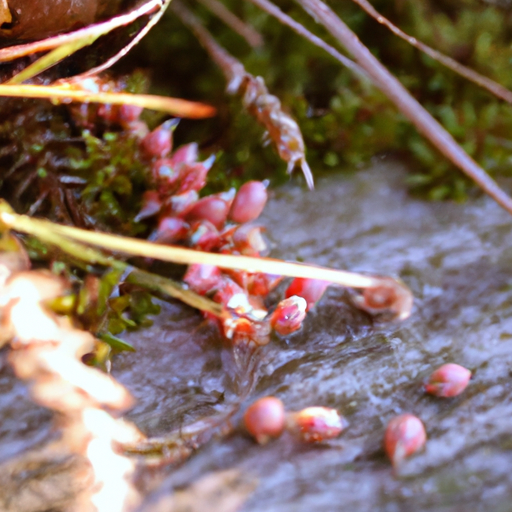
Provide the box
[131,0,512,199]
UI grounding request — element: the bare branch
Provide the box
[172,1,315,189]
[245,0,367,80]
[196,0,264,48]
[350,0,512,104]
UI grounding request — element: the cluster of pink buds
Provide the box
[70,76,148,135]
[384,362,472,467]
[130,118,335,345]
[136,120,270,253]
[243,396,346,445]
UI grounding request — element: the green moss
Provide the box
[67,129,149,234]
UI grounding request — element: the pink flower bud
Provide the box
[177,163,210,194]
[231,225,267,256]
[185,196,230,229]
[270,295,307,335]
[244,397,285,444]
[247,273,282,296]
[213,277,247,308]
[150,217,188,244]
[424,363,471,397]
[287,406,346,442]
[222,315,270,346]
[168,190,199,215]
[170,143,199,167]
[152,158,179,190]
[362,285,396,310]
[384,414,426,466]
[184,264,222,295]
[229,181,268,224]
[134,190,161,222]
[188,221,221,251]
[118,104,143,124]
[285,278,329,311]
[142,119,179,158]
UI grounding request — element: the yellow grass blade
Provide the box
[0,84,216,118]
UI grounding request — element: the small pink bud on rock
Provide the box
[244,396,286,444]
[424,363,471,397]
[362,285,396,310]
[285,278,329,311]
[270,296,307,336]
[287,406,346,442]
[384,414,426,466]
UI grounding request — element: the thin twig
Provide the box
[245,0,367,80]
[196,0,263,48]
[0,203,413,320]
[172,1,314,188]
[0,0,167,63]
[17,215,378,287]
[295,0,512,217]
[68,0,173,82]
[350,0,512,104]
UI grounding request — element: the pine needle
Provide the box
[0,84,216,118]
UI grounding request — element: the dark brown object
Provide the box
[0,0,98,41]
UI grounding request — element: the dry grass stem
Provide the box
[172,1,314,189]
[196,0,263,47]
[350,0,512,104]
[0,84,216,118]
[0,206,413,320]
[295,0,512,217]
[245,0,367,80]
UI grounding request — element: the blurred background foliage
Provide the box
[124,0,512,200]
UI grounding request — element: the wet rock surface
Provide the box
[2,159,512,511]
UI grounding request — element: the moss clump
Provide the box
[66,129,150,234]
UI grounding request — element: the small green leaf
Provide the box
[98,332,136,352]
